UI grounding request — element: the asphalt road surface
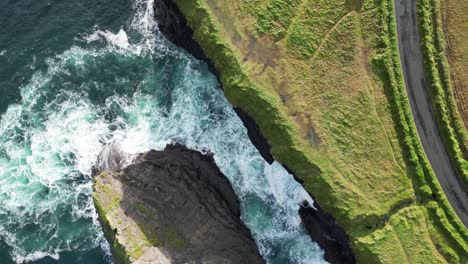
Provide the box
[394,0,468,227]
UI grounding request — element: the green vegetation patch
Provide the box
[286,0,348,59]
[256,0,302,39]
[353,205,448,263]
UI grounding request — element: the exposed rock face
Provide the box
[299,203,356,264]
[153,0,217,75]
[93,144,264,264]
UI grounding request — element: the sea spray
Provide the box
[0,0,327,263]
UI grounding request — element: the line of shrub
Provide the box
[417,0,468,186]
[374,0,468,260]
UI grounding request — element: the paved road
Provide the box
[394,0,468,227]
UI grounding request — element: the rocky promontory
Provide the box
[93,144,264,264]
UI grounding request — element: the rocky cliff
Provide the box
[152,1,356,263]
[93,144,264,264]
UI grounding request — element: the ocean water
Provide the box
[0,0,327,263]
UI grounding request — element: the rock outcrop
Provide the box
[299,202,355,264]
[93,144,264,264]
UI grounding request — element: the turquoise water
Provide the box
[0,0,326,263]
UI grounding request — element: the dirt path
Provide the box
[393,0,468,226]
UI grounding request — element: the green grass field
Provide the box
[173,0,468,262]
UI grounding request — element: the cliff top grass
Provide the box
[193,0,412,226]
[173,0,468,262]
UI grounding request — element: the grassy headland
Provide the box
[172,0,468,262]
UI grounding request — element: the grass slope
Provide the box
[172,0,468,262]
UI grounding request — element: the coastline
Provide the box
[152,0,356,263]
[153,0,468,263]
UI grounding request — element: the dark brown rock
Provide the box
[299,202,356,264]
[93,144,264,264]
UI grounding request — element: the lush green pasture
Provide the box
[174,0,468,262]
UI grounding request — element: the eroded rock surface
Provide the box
[93,144,264,264]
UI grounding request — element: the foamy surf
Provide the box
[0,0,326,263]
[85,29,130,50]
[16,251,60,263]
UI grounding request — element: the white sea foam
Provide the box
[85,28,130,50]
[16,251,60,264]
[0,0,327,263]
